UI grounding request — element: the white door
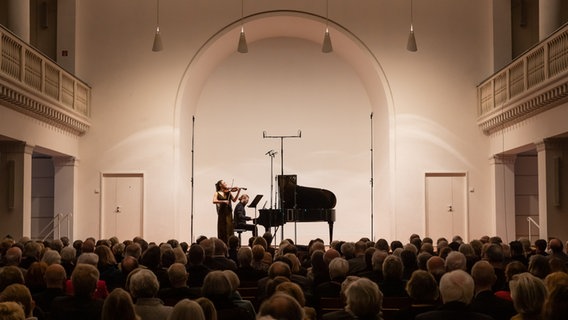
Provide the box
[425,173,467,242]
[101,173,143,241]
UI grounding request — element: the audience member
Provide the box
[158,263,200,306]
[275,281,316,320]
[201,270,254,320]
[258,292,304,320]
[380,255,408,297]
[0,266,25,292]
[0,301,25,320]
[415,270,493,320]
[129,268,173,320]
[51,264,104,320]
[509,272,547,320]
[395,270,440,320]
[469,260,516,320]
[528,254,551,279]
[426,256,445,284]
[323,277,382,320]
[0,283,38,319]
[235,247,266,283]
[32,263,67,316]
[101,288,140,320]
[494,260,527,301]
[23,261,47,294]
[315,257,348,299]
[195,297,217,320]
[542,285,568,320]
[168,299,206,320]
[187,244,210,287]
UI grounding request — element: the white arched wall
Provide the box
[174,11,395,243]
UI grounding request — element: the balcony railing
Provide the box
[0,24,90,136]
[477,23,568,134]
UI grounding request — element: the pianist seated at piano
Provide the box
[234,194,258,237]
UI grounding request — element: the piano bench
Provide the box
[234,228,246,242]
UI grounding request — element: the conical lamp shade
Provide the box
[322,28,333,53]
[152,29,163,52]
[238,28,248,53]
[406,29,417,52]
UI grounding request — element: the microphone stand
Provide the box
[263,130,302,243]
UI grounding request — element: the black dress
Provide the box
[216,191,234,243]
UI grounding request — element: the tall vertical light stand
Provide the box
[370,112,374,241]
[190,116,195,243]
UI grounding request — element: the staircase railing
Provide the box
[527,216,540,244]
[37,213,72,241]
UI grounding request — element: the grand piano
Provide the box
[257,175,336,243]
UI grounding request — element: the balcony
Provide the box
[477,23,568,134]
[0,25,90,136]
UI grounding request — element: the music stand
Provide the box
[248,194,263,219]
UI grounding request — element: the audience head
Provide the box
[258,292,304,320]
[505,260,528,282]
[3,247,22,266]
[268,261,291,279]
[168,299,205,320]
[406,270,439,303]
[0,284,34,317]
[323,248,340,265]
[438,269,475,305]
[375,238,389,252]
[471,260,496,292]
[221,270,240,292]
[236,246,252,268]
[189,244,205,265]
[275,281,306,307]
[44,263,67,289]
[168,263,189,288]
[528,254,551,279]
[195,297,217,320]
[77,252,99,266]
[509,272,547,318]
[202,270,231,298]
[60,246,76,263]
[445,251,467,272]
[24,261,47,290]
[128,268,160,299]
[542,285,568,320]
[382,255,403,280]
[0,301,25,320]
[102,288,140,320]
[371,249,388,272]
[328,257,349,280]
[417,252,433,271]
[0,266,25,292]
[543,271,568,295]
[71,264,100,298]
[345,277,383,318]
[548,238,564,254]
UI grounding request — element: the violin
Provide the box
[227,187,247,192]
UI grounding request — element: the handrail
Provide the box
[37,213,72,241]
[527,216,540,244]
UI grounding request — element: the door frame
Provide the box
[424,171,469,242]
[99,172,145,240]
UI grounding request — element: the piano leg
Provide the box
[328,221,334,244]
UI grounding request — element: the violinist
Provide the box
[213,180,242,243]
